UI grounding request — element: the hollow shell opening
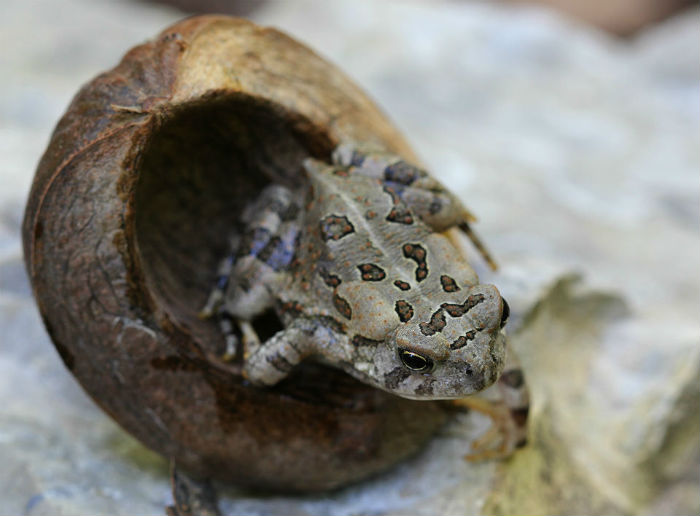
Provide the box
[133,93,332,360]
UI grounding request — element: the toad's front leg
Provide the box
[454,347,530,460]
[243,316,345,386]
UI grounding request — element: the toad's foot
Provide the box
[217,317,261,363]
[198,309,242,363]
[217,314,239,362]
[452,396,528,461]
[239,319,262,359]
[198,288,224,320]
[165,461,221,516]
[200,301,262,363]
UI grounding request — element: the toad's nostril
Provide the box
[500,298,510,329]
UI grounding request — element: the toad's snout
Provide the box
[461,284,508,334]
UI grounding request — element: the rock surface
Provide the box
[1,0,698,514]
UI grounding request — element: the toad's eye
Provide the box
[399,349,434,373]
[500,298,510,329]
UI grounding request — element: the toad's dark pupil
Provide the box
[500,298,510,329]
[399,349,433,372]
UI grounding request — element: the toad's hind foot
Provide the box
[199,302,247,363]
[198,289,223,320]
[218,313,240,362]
[239,319,262,358]
[213,316,262,363]
[452,396,528,462]
[447,222,498,272]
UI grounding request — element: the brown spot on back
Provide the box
[386,207,414,225]
[333,294,352,320]
[394,300,414,322]
[440,275,460,292]
[393,280,411,291]
[419,308,446,336]
[402,243,429,282]
[319,268,341,288]
[357,263,386,281]
[441,294,485,317]
[450,330,476,350]
[319,214,355,241]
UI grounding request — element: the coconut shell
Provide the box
[21,15,448,492]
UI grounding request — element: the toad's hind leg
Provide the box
[214,315,262,363]
[446,224,498,271]
[200,183,301,361]
[330,143,497,269]
[199,250,242,360]
[199,252,236,320]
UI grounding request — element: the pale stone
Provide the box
[1,0,697,514]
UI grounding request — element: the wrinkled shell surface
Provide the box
[21,16,448,491]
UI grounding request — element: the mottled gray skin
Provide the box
[205,144,510,400]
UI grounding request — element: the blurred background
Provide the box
[147,0,697,35]
[1,0,698,515]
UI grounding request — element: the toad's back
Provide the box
[287,159,484,342]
